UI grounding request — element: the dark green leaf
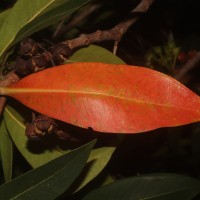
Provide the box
[0,140,96,200]
[82,173,200,200]
[0,119,13,182]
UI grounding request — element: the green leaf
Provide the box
[69,44,125,64]
[0,140,96,200]
[0,9,10,29]
[72,147,115,192]
[0,0,91,58]
[82,174,200,200]
[3,104,69,168]
[0,119,13,182]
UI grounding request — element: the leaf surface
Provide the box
[0,9,10,29]
[2,62,200,133]
[0,119,13,182]
[0,0,91,57]
[0,140,96,200]
[81,173,200,200]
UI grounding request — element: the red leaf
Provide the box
[1,62,200,133]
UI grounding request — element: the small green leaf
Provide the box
[0,119,13,182]
[0,140,96,200]
[0,0,91,57]
[69,45,125,64]
[82,173,200,200]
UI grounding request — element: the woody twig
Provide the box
[63,0,155,50]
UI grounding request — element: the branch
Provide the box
[131,0,155,13]
[175,51,200,81]
[63,0,155,50]
[52,3,102,39]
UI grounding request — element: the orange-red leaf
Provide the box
[1,62,200,133]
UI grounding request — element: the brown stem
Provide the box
[52,3,101,39]
[175,51,200,81]
[63,0,155,50]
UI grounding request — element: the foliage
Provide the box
[0,140,96,200]
[82,174,200,200]
[0,0,200,200]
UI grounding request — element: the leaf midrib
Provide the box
[4,88,197,111]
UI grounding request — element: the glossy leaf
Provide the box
[81,173,200,200]
[0,0,91,57]
[2,62,200,133]
[0,119,13,182]
[0,140,96,200]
